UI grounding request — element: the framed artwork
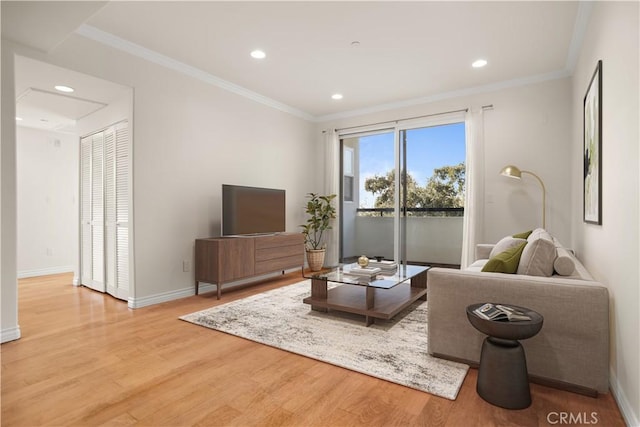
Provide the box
[583,60,602,225]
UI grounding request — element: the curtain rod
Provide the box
[333,107,469,133]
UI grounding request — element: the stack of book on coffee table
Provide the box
[367,260,398,272]
[348,266,381,278]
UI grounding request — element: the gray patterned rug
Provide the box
[180,280,468,400]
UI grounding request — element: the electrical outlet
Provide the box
[46,247,53,256]
[183,260,191,272]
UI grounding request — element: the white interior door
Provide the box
[111,122,129,299]
[80,121,130,299]
[80,136,93,287]
[80,132,106,292]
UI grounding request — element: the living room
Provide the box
[1,1,638,426]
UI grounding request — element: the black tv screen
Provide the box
[222,184,286,236]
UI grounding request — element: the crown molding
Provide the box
[76,0,591,125]
[314,68,571,123]
[565,1,594,73]
[314,1,591,123]
[75,24,315,122]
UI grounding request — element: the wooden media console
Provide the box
[195,233,304,299]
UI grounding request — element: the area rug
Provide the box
[180,280,468,400]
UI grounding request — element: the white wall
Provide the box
[16,127,78,278]
[318,77,573,246]
[76,91,132,138]
[571,2,639,425]
[1,41,20,343]
[3,34,318,307]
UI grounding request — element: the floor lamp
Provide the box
[500,165,547,229]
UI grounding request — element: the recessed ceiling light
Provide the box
[472,59,488,68]
[15,117,23,121]
[250,50,266,59]
[331,94,343,100]
[54,85,74,93]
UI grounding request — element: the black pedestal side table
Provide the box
[466,303,544,409]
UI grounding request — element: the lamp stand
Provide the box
[521,171,546,229]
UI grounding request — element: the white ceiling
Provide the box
[14,56,130,132]
[3,1,586,127]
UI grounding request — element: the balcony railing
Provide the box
[356,207,464,216]
[343,207,464,265]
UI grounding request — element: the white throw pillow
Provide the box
[490,236,528,259]
[517,233,556,276]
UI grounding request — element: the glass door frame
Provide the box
[338,113,466,266]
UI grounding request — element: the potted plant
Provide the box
[300,193,337,271]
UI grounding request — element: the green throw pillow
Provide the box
[512,230,533,239]
[482,242,527,274]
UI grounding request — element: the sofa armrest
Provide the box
[475,244,494,260]
[427,268,609,394]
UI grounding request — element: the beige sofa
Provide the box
[427,229,609,396]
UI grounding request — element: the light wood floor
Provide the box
[1,272,625,426]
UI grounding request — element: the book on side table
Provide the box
[473,303,532,322]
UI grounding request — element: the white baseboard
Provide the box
[1,326,21,343]
[127,269,298,309]
[197,283,218,294]
[128,286,194,309]
[610,366,640,427]
[17,266,74,279]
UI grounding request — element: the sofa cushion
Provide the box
[467,259,487,272]
[517,230,556,276]
[482,241,527,274]
[490,236,528,259]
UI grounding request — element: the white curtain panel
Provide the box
[323,129,340,266]
[461,109,485,268]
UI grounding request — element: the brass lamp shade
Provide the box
[499,164,547,229]
[500,165,523,179]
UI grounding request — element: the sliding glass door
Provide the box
[339,118,466,267]
[401,123,466,266]
[340,131,395,263]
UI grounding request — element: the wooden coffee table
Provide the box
[302,264,429,326]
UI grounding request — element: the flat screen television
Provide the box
[221,184,286,236]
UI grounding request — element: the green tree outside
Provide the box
[362,162,465,216]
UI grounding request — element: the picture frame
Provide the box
[583,60,602,225]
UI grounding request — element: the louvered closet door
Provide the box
[80,133,106,292]
[80,121,130,300]
[104,127,117,296]
[103,122,130,300]
[91,132,105,291]
[113,122,129,300]
[80,137,93,286]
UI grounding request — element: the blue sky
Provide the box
[357,123,466,207]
